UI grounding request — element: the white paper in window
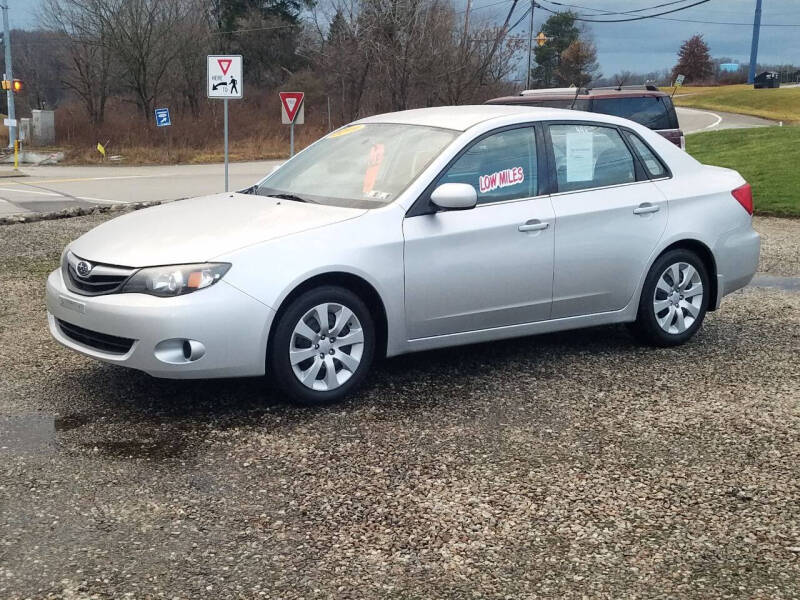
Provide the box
[566,131,594,182]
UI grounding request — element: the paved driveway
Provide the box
[0,161,281,218]
[676,106,778,134]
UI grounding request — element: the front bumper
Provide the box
[46,268,275,379]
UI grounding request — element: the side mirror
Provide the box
[430,183,477,211]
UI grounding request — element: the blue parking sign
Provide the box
[154,108,171,127]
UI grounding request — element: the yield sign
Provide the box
[279,91,305,124]
[217,58,232,75]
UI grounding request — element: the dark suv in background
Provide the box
[486,85,685,149]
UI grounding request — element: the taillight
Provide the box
[680,135,686,151]
[732,183,753,215]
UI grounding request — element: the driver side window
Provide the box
[439,127,538,204]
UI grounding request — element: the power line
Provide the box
[537,0,800,26]
[509,5,531,31]
[535,0,713,23]
[544,0,693,17]
[456,0,514,14]
[652,15,800,26]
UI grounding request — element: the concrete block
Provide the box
[31,110,55,146]
[19,117,31,143]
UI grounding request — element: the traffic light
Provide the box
[1,79,23,92]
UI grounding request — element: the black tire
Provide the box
[629,249,710,347]
[269,285,375,405]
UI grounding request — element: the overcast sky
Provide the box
[482,0,800,78]
[9,0,800,78]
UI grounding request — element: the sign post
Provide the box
[672,74,685,98]
[279,92,305,157]
[207,55,243,192]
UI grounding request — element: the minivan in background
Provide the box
[486,85,685,149]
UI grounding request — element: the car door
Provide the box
[403,125,555,340]
[546,122,668,319]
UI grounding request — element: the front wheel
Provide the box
[269,286,375,405]
[629,249,709,347]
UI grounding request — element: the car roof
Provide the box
[355,104,607,132]
[487,88,668,105]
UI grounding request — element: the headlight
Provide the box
[121,263,231,297]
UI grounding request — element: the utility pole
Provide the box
[748,0,762,84]
[1,3,14,149]
[526,0,535,89]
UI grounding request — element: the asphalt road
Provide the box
[0,160,281,218]
[1,214,799,598]
[676,106,778,134]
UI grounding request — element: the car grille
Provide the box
[63,252,136,296]
[57,319,135,355]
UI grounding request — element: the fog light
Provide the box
[154,339,206,364]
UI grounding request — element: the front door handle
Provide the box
[518,219,549,232]
[633,203,660,215]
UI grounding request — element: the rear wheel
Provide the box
[269,286,375,405]
[630,249,709,347]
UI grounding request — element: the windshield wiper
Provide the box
[265,192,315,204]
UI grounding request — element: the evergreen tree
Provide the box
[672,34,713,84]
[531,11,579,88]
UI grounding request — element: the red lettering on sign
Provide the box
[479,167,525,194]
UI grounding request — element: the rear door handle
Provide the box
[518,219,550,232]
[633,203,660,215]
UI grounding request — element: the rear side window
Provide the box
[549,124,635,192]
[625,132,667,178]
[660,97,680,129]
[592,97,672,130]
[439,127,537,204]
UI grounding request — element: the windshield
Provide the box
[255,123,459,209]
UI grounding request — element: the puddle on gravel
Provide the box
[0,415,55,454]
[54,413,96,432]
[1,413,189,459]
[749,274,800,292]
[82,437,188,459]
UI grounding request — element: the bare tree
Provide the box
[322,2,372,121]
[84,0,192,118]
[613,70,633,87]
[555,39,599,88]
[11,29,66,111]
[40,0,114,124]
[169,6,212,116]
[434,5,523,105]
[360,0,441,111]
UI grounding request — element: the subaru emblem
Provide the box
[76,260,92,278]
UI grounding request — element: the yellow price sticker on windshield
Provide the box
[328,124,365,138]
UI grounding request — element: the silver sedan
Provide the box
[46,105,760,404]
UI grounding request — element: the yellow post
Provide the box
[13,139,19,170]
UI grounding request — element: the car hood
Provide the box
[69,193,367,267]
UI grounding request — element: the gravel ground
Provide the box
[757,216,800,277]
[1,214,799,599]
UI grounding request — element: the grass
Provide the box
[686,125,800,217]
[668,84,800,123]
